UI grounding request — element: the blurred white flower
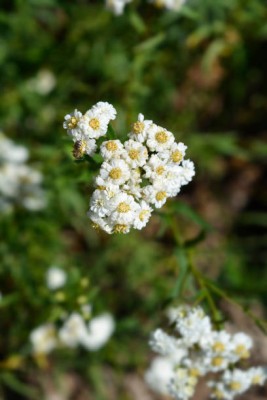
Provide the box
[81,313,115,351]
[145,356,174,395]
[46,266,67,290]
[58,313,88,348]
[27,69,56,95]
[0,133,46,214]
[30,324,57,354]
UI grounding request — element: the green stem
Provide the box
[170,218,221,326]
[187,252,221,325]
[205,279,267,335]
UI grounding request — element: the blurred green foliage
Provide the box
[0,0,267,398]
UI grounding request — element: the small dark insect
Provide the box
[72,140,86,159]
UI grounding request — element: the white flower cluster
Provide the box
[30,266,115,354]
[105,0,187,15]
[30,311,115,354]
[64,102,195,234]
[146,306,267,400]
[0,133,46,213]
[63,101,117,159]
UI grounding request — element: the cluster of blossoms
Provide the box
[105,0,187,16]
[0,133,46,213]
[30,266,115,354]
[63,101,195,234]
[146,306,267,400]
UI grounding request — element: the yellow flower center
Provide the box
[92,222,100,230]
[189,368,200,378]
[213,389,224,399]
[139,210,149,221]
[109,168,122,180]
[132,121,144,134]
[156,191,167,201]
[97,186,106,190]
[68,116,78,129]
[89,118,100,130]
[229,381,241,391]
[113,224,128,233]
[212,342,225,353]
[156,166,165,175]
[212,357,224,367]
[106,141,118,151]
[235,345,249,359]
[117,202,131,213]
[128,149,139,160]
[155,130,168,143]
[171,150,183,163]
[252,375,261,384]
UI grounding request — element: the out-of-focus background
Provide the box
[0,0,267,399]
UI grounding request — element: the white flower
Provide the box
[160,142,187,165]
[46,266,66,290]
[58,313,88,348]
[0,135,46,213]
[99,159,130,186]
[21,191,47,211]
[230,332,253,361]
[178,160,195,185]
[105,0,132,16]
[100,140,125,160]
[151,0,187,11]
[0,134,29,164]
[87,210,113,234]
[78,109,108,139]
[203,353,231,373]
[27,69,56,95]
[146,124,175,152]
[109,192,138,225]
[208,381,232,400]
[90,189,115,218]
[222,369,251,396]
[30,324,57,354]
[91,101,117,122]
[123,139,148,168]
[248,366,267,386]
[63,109,83,140]
[81,313,115,351]
[142,184,168,208]
[175,306,212,348]
[133,201,153,230]
[207,330,232,355]
[145,356,174,395]
[143,154,168,182]
[128,113,153,143]
[149,329,178,357]
[168,367,198,400]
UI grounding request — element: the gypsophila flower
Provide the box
[63,102,195,234]
[146,305,267,400]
